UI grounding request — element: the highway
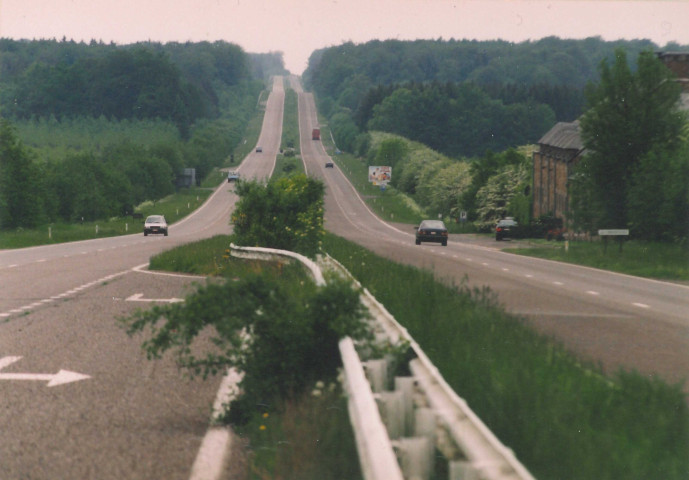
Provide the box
[290,75,689,391]
[0,73,686,478]
[0,76,284,479]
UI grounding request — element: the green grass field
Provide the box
[506,238,689,281]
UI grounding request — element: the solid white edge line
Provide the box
[189,368,243,480]
[189,427,232,480]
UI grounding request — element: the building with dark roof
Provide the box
[532,121,584,223]
[532,52,689,229]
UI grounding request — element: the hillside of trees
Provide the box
[303,36,685,158]
[0,39,276,230]
[0,39,287,138]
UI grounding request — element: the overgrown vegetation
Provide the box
[345,131,533,228]
[231,175,325,258]
[121,262,370,424]
[323,233,689,480]
[234,385,362,480]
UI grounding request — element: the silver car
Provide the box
[144,215,168,236]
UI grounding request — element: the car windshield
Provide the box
[498,219,517,226]
[420,220,446,229]
[146,216,164,223]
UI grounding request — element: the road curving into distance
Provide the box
[291,75,689,392]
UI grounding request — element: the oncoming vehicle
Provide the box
[227,171,240,182]
[495,217,517,241]
[144,215,168,236]
[415,220,448,246]
[255,146,263,153]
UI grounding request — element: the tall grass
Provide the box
[281,87,300,153]
[507,239,689,281]
[323,233,689,480]
[234,386,362,480]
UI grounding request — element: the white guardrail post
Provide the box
[228,244,536,480]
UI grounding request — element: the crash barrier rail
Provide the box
[228,244,535,480]
[229,243,325,286]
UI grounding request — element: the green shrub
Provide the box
[121,264,370,425]
[232,175,325,257]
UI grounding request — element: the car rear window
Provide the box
[421,220,446,229]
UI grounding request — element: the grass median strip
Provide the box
[323,232,689,480]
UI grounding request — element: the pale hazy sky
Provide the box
[2,0,689,74]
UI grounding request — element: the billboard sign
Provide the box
[368,166,392,185]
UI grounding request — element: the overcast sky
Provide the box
[2,0,689,74]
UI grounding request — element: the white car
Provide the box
[144,215,168,236]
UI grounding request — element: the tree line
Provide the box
[574,49,689,241]
[303,37,681,159]
[0,39,272,230]
[0,39,283,138]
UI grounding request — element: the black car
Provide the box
[325,162,334,168]
[495,218,518,241]
[415,220,448,246]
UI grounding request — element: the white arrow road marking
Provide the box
[0,356,90,387]
[126,293,184,303]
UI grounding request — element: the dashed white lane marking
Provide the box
[587,291,600,296]
[633,302,650,309]
[0,270,130,319]
[553,281,564,286]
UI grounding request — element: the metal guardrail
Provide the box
[229,243,325,286]
[228,244,535,480]
[321,254,536,480]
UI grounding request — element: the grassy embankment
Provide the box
[149,232,688,480]
[506,239,689,281]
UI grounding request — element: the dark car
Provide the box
[415,220,448,246]
[325,162,334,168]
[144,215,168,236]
[495,218,517,241]
[255,146,263,153]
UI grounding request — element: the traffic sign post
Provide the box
[598,229,629,253]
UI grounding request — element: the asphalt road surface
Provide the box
[0,77,284,479]
[291,76,689,392]
[1,74,687,479]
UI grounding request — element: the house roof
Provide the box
[538,121,583,151]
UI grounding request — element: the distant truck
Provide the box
[312,128,320,140]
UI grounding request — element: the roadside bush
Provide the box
[121,264,369,425]
[232,175,325,257]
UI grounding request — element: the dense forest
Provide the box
[303,36,683,158]
[303,37,689,240]
[0,38,285,229]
